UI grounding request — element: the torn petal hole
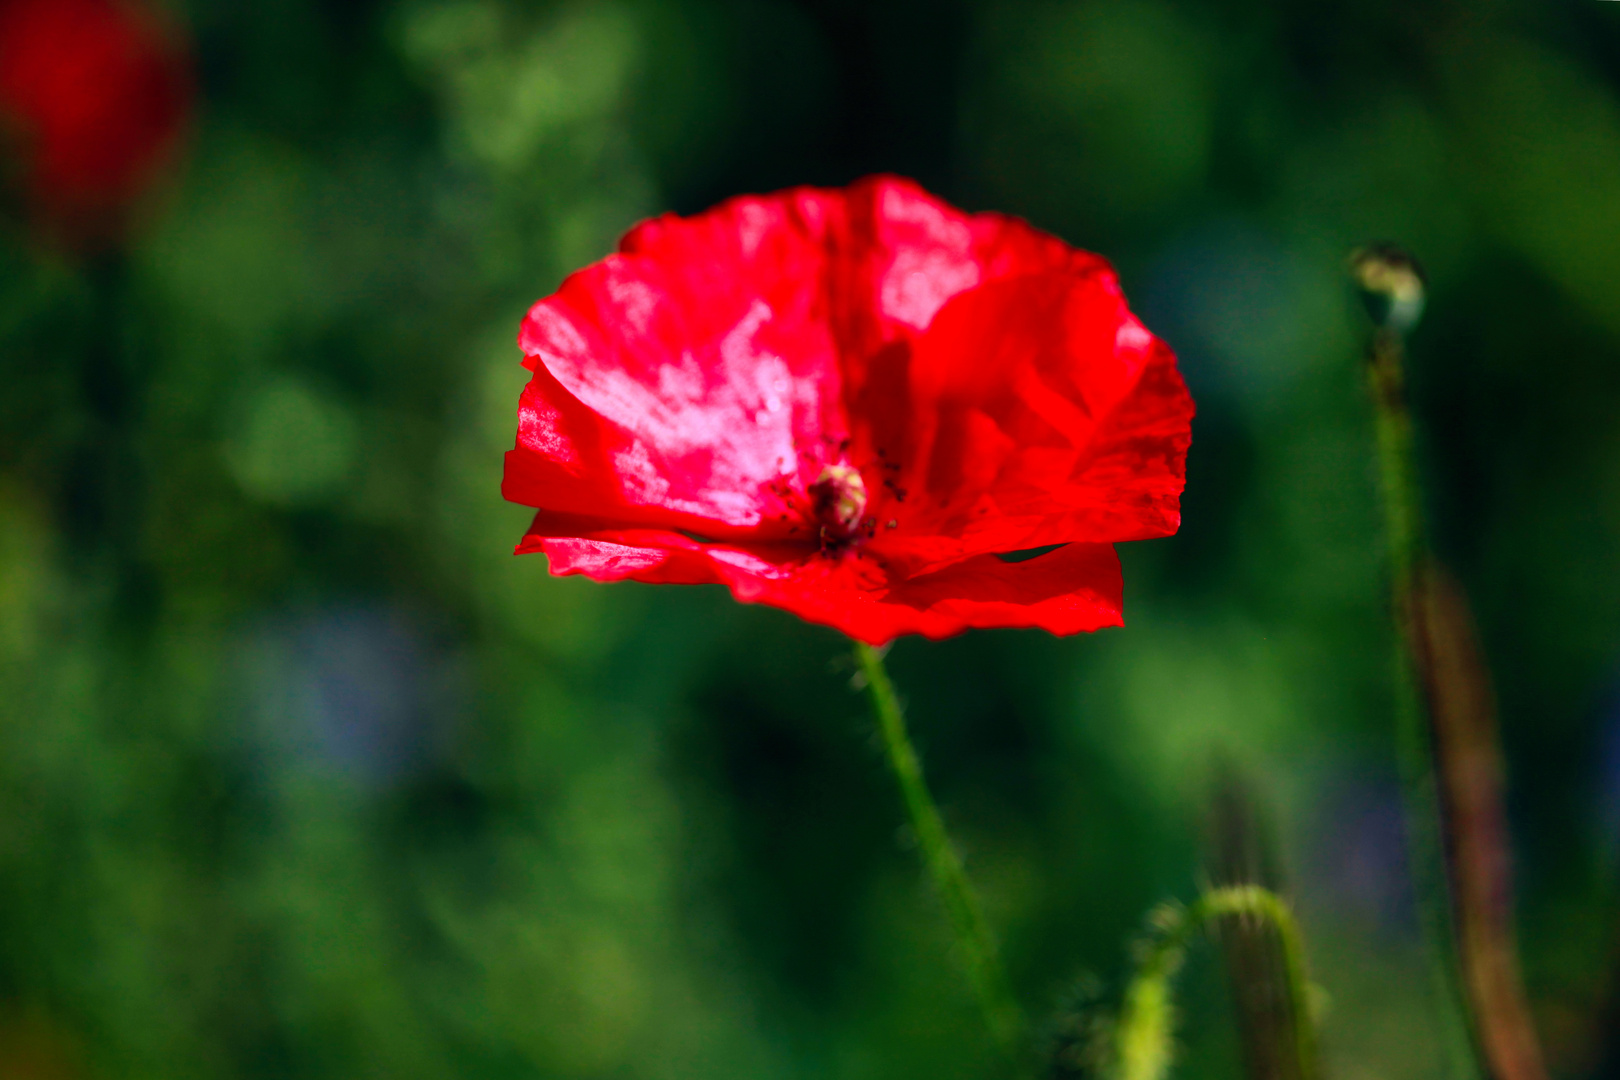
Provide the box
[993,543,1068,564]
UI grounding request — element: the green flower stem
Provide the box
[1116,885,1317,1080]
[854,641,1025,1054]
[1367,327,1482,1080]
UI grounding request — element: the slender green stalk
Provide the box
[1366,323,1481,1080]
[1115,885,1317,1080]
[853,641,1025,1054]
[1357,246,1550,1080]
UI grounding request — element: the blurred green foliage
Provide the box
[4,1,1620,1078]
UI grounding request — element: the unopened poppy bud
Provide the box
[809,463,867,537]
[0,0,193,246]
[1350,244,1426,333]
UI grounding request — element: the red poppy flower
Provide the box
[503,176,1193,644]
[0,0,191,241]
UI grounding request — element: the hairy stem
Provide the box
[1116,885,1317,1080]
[854,641,1024,1054]
[1368,328,1546,1080]
[1368,328,1479,1080]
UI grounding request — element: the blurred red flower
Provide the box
[0,0,191,242]
[503,177,1194,644]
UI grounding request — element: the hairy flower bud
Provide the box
[1350,244,1426,334]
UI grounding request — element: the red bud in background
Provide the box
[0,0,192,246]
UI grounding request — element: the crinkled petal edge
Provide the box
[519,511,1123,645]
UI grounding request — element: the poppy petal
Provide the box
[715,541,1123,644]
[513,205,848,535]
[865,268,1193,574]
[522,508,1122,645]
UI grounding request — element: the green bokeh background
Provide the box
[4,0,1620,1077]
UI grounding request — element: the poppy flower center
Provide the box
[808,463,867,543]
